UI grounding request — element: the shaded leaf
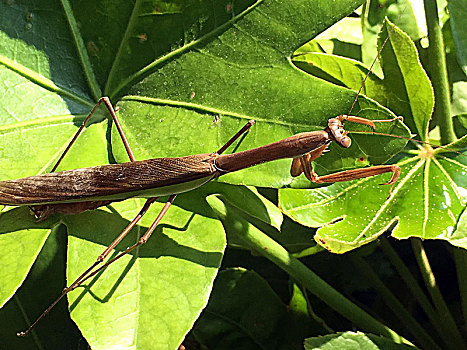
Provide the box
[0,207,54,308]
[448,0,467,75]
[193,268,287,350]
[0,225,88,349]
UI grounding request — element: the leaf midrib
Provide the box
[0,114,88,133]
[108,0,266,99]
[0,54,94,108]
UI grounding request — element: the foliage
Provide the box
[0,0,465,349]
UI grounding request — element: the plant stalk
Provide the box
[411,238,466,349]
[351,254,441,349]
[208,194,414,346]
[380,237,461,349]
[423,0,456,144]
[452,246,467,338]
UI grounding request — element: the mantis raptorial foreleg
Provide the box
[291,144,401,194]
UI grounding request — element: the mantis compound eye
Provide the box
[337,135,351,148]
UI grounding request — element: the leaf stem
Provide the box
[208,194,414,346]
[350,254,441,349]
[379,237,459,349]
[411,238,466,349]
[423,0,456,144]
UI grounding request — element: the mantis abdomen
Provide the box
[0,154,215,205]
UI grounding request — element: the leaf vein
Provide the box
[354,158,425,241]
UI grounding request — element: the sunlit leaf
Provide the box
[279,21,466,254]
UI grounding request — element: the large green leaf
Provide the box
[64,199,224,349]
[280,152,467,253]
[0,0,418,348]
[279,20,467,254]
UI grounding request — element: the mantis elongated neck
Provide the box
[214,130,330,173]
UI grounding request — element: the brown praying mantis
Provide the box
[6,102,404,337]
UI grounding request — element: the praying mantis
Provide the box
[1,0,465,349]
[5,93,404,337]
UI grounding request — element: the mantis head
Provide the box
[327,117,351,148]
[328,114,382,148]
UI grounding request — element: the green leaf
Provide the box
[361,0,421,75]
[63,199,224,349]
[203,184,283,231]
[283,282,319,346]
[441,133,467,152]
[377,20,433,140]
[280,152,467,254]
[193,268,287,350]
[304,331,418,350]
[292,52,386,102]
